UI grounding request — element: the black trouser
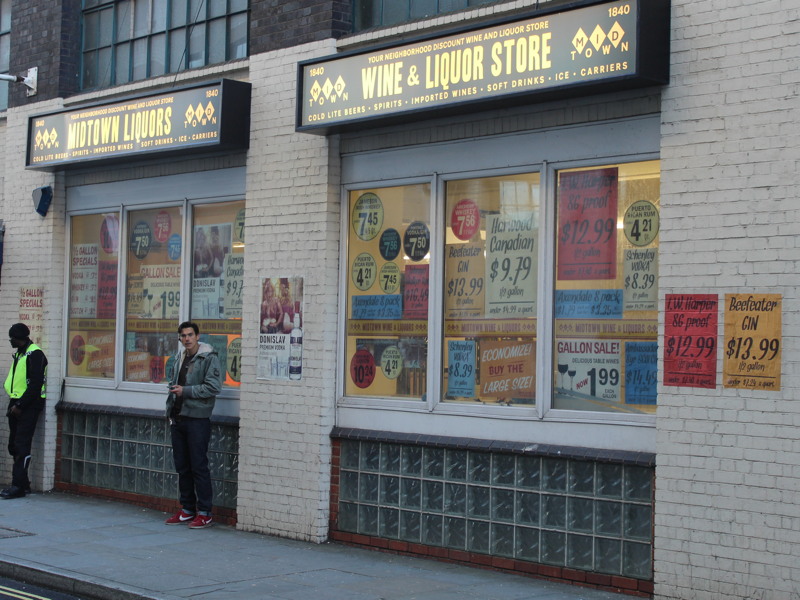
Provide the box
[7,407,41,490]
[170,417,213,514]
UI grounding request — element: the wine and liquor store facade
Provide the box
[299,0,668,591]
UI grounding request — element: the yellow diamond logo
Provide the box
[608,21,625,47]
[572,28,588,53]
[205,102,215,120]
[322,78,334,99]
[194,104,204,121]
[35,131,43,147]
[334,76,346,97]
[185,106,195,122]
[310,80,322,101]
[590,25,606,50]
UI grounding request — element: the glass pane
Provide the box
[410,0,436,20]
[133,0,150,37]
[209,0,226,18]
[0,76,7,111]
[228,13,247,60]
[190,0,206,21]
[83,50,97,88]
[124,206,183,383]
[84,11,99,49]
[97,47,112,88]
[152,0,167,31]
[0,0,10,31]
[99,8,114,46]
[169,30,187,71]
[344,184,431,399]
[170,0,187,27]
[383,1,407,26]
[116,1,132,41]
[230,0,247,12]
[188,23,206,68]
[0,33,8,72]
[353,0,379,30]
[443,173,539,406]
[439,0,466,12]
[132,37,148,80]
[150,32,166,76]
[115,43,131,83]
[208,18,225,64]
[554,160,660,412]
[67,214,120,379]
[191,201,245,388]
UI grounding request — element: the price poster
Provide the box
[723,293,781,390]
[70,243,99,317]
[556,339,621,404]
[478,339,535,400]
[18,286,44,343]
[623,248,658,311]
[403,264,429,319]
[97,260,118,318]
[557,168,618,280]
[445,241,485,319]
[624,341,658,404]
[485,212,537,318]
[223,254,244,319]
[447,340,476,397]
[555,289,623,319]
[664,294,718,388]
[140,264,181,320]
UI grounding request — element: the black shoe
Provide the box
[0,486,26,499]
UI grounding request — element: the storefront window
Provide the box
[190,201,245,388]
[344,184,430,398]
[554,161,660,413]
[124,206,183,383]
[443,174,539,405]
[67,213,121,379]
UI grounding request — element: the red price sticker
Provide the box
[451,199,480,241]
[154,211,172,243]
[350,349,376,389]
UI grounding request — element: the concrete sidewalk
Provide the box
[0,492,632,600]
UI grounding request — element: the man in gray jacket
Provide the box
[164,321,222,529]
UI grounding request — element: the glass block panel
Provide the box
[625,466,653,502]
[86,413,99,436]
[111,416,125,440]
[542,494,566,529]
[468,519,490,553]
[624,503,652,540]
[422,513,443,546]
[124,418,137,440]
[423,447,444,478]
[569,461,594,495]
[468,486,490,518]
[359,504,379,535]
[74,413,86,435]
[360,473,379,503]
[63,411,75,433]
[444,516,466,549]
[381,444,401,473]
[567,533,593,570]
[515,526,539,561]
[468,452,490,483]
[491,489,514,522]
[595,537,622,574]
[567,497,594,533]
[401,446,422,476]
[222,480,237,508]
[379,507,400,538]
[85,438,98,461]
[84,462,97,486]
[400,478,421,509]
[491,523,514,557]
[139,420,152,442]
[150,471,164,497]
[225,452,238,480]
[623,541,652,579]
[422,480,443,512]
[399,511,420,542]
[595,500,622,536]
[98,415,112,437]
[597,463,623,498]
[209,451,224,479]
[542,458,567,492]
[340,470,359,502]
[446,449,467,481]
[96,463,111,488]
[62,435,73,459]
[110,440,124,465]
[135,468,150,495]
[380,475,399,505]
[492,454,515,486]
[361,441,380,471]
[72,461,85,484]
[136,443,150,468]
[123,466,137,490]
[541,530,566,565]
[73,436,86,459]
[444,483,466,515]
[341,441,360,469]
[60,459,72,482]
[339,502,358,531]
[516,491,539,526]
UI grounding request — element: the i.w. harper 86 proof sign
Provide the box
[297,0,669,132]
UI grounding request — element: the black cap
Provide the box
[8,323,30,340]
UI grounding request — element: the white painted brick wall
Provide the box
[656,0,800,598]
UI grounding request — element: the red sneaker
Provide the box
[165,509,195,525]
[189,514,213,529]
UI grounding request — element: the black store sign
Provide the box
[27,79,251,169]
[298,0,669,133]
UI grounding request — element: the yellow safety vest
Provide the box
[4,344,46,399]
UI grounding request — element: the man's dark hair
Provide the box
[178,321,199,335]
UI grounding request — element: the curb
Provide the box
[0,559,174,600]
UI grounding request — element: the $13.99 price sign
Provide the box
[723,293,781,390]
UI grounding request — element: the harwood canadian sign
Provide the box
[27,79,251,169]
[297,0,668,132]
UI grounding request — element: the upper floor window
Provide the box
[0,0,10,110]
[353,0,495,32]
[81,0,248,91]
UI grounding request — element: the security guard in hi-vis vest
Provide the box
[3,323,47,499]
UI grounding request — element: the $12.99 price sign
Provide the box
[664,294,718,388]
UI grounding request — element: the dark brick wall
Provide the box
[251,0,352,54]
[8,0,80,107]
